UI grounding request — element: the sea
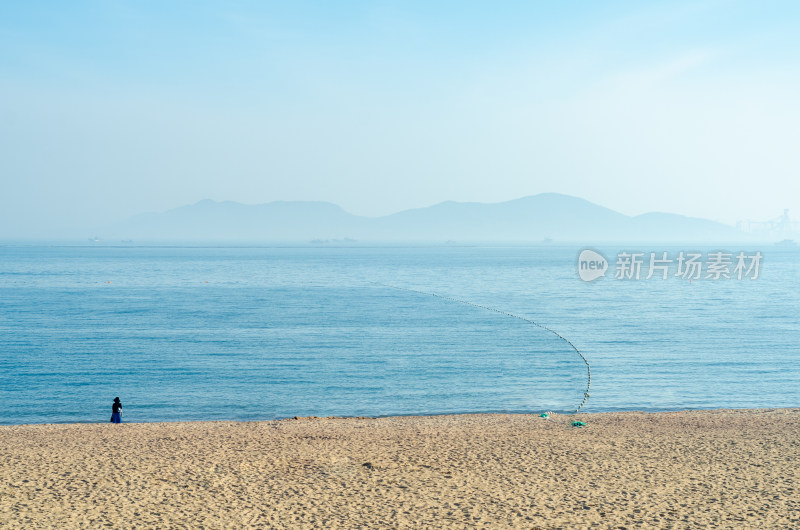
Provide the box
[0,243,798,425]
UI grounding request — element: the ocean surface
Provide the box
[0,243,798,425]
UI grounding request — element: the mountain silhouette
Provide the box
[106,193,747,242]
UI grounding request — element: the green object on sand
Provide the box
[540,413,549,418]
[571,421,587,427]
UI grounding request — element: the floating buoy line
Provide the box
[370,281,591,413]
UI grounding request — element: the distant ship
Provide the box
[775,239,797,246]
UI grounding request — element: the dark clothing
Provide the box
[111,399,122,423]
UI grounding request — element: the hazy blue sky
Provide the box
[1,1,799,237]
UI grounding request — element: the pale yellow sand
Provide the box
[1,409,798,528]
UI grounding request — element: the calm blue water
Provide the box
[0,244,798,424]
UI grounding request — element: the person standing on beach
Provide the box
[110,397,122,423]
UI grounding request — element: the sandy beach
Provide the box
[1,409,798,528]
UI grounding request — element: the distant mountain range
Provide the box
[104,193,749,243]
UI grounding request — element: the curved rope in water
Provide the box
[370,282,591,413]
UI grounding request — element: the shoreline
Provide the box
[1,405,794,428]
[2,408,798,527]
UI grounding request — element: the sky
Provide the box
[1,0,799,238]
